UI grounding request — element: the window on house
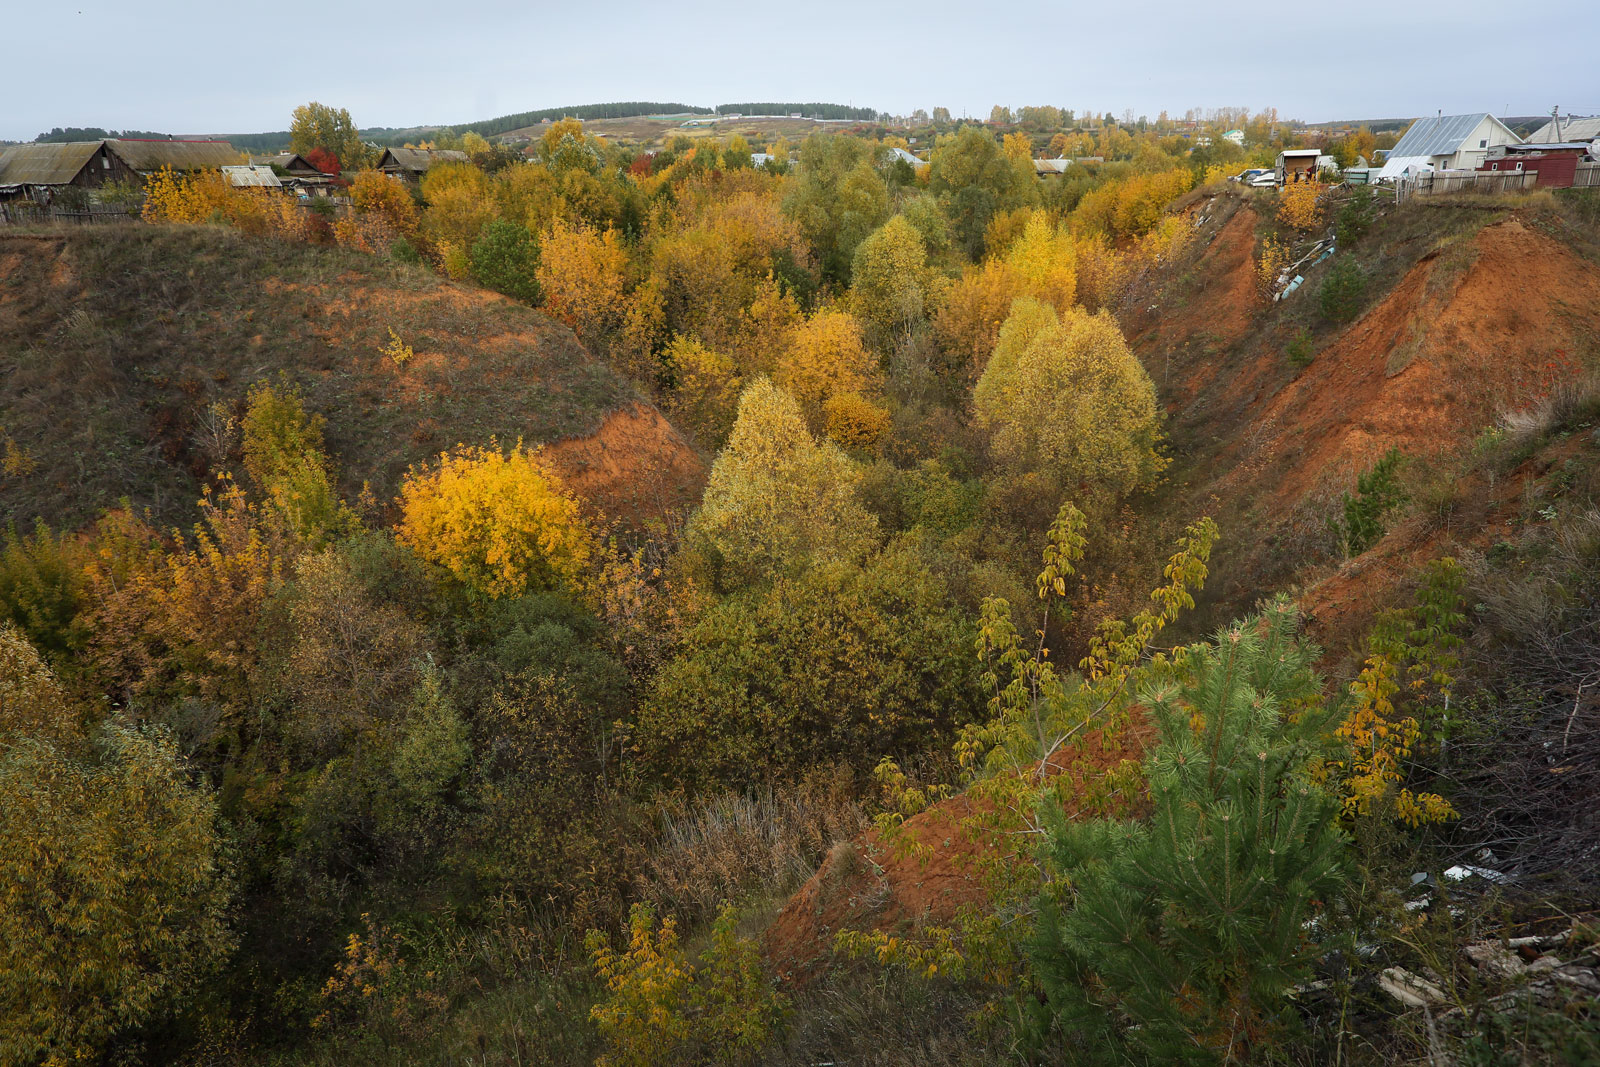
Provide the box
[1480,139,1487,148]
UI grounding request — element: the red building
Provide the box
[1479,143,1587,188]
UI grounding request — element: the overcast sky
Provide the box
[6,0,1598,141]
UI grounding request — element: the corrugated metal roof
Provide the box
[1389,114,1513,159]
[221,165,282,189]
[1033,158,1072,174]
[0,141,103,185]
[1527,116,1600,143]
[108,139,241,172]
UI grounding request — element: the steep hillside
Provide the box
[0,227,704,531]
[1124,187,1600,652]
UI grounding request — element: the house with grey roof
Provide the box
[1376,113,1520,180]
[0,141,141,202]
[106,138,242,175]
[375,147,471,180]
[1526,115,1600,147]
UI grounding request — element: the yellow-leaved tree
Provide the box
[663,335,743,449]
[397,442,594,598]
[850,214,938,349]
[686,378,878,587]
[1,629,232,1067]
[419,160,496,259]
[973,298,1164,496]
[773,309,887,446]
[536,219,632,351]
[933,258,1027,383]
[336,170,421,254]
[1003,209,1078,312]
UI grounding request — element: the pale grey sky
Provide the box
[5,0,1597,141]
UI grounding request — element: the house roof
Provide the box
[251,152,325,175]
[1390,114,1518,159]
[0,141,104,186]
[1279,148,1321,158]
[1033,157,1072,174]
[1526,116,1600,143]
[221,165,282,189]
[1375,154,1435,180]
[379,147,470,173]
[108,139,241,172]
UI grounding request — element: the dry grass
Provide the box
[636,765,868,925]
[0,226,637,532]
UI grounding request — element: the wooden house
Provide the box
[375,147,470,180]
[0,141,140,203]
[105,138,243,176]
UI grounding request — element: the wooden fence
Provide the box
[0,202,140,226]
[1574,164,1600,189]
[1393,169,1537,203]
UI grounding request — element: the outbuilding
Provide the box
[1276,148,1321,184]
[1480,143,1589,188]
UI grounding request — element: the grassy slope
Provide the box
[0,225,639,532]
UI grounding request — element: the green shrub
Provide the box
[636,541,980,787]
[1334,184,1375,246]
[1338,447,1405,556]
[1319,255,1367,323]
[0,520,90,667]
[587,902,786,1067]
[1028,601,1346,1065]
[469,219,541,304]
[1286,327,1314,369]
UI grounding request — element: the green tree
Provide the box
[470,219,542,304]
[1338,448,1405,556]
[782,133,889,282]
[686,378,879,588]
[1029,601,1346,1065]
[289,101,369,171]
[930,125,1038,259]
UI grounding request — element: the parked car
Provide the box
[1232,167,1270,183]
[1248,171,1278,188]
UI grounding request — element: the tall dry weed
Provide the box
[638,766,867,922]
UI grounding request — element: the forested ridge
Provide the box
[3,103,1599,1066]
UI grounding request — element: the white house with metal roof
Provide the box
[1376,113,1520,180]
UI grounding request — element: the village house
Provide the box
[0,140,140,203]
[106,138,243,176]
[1375,113,1520,180]
[374,147,470,180]
[1526,114,1600,147]
[250,152,326,177]
[1033,157,1073,176]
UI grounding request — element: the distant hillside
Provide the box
[715,102,877,120]
[0,227,703,532]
